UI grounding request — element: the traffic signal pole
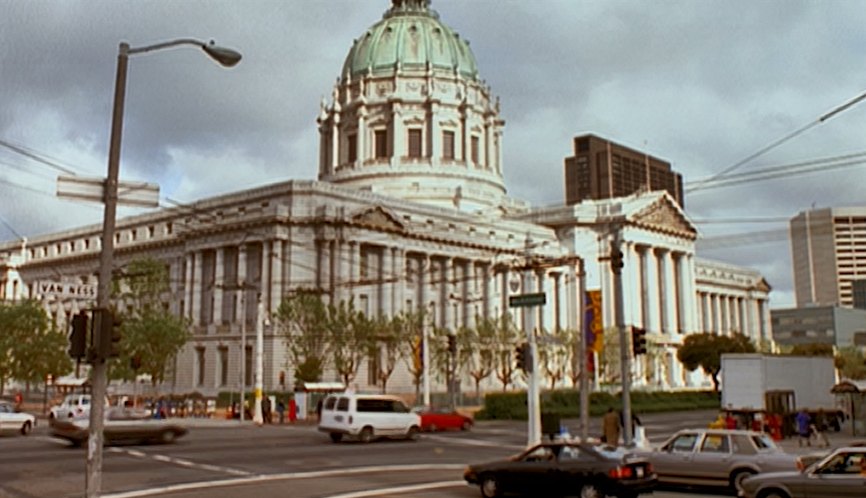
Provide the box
[611,228,633,447]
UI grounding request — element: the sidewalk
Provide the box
[776,427,864,455]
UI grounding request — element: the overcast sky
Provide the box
[2,0,865,309]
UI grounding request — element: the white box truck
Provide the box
[721,353,842,434]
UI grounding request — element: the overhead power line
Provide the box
[688,89,866,194]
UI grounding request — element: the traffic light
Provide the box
[515,342,532,372]
[95,308,123,360]
[610,247,624,270]
[447,334,457,355]
[68,312,88,360]
[632,326,648,356]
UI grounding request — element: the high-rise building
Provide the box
[790,207,866,308]
[564,134,684,207]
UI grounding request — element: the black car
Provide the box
[463,441,657,498]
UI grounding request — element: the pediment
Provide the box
[631,196,697,239]
[351,206,406,232]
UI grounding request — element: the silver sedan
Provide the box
[643,428,799,491]
[738,447,866,498]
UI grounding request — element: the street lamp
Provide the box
[87,38,241,498]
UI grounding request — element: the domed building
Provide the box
[1,0,771,404]
[318,0,515,213]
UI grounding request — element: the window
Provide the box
[347,133,357,163]
[336,397,349,411]
[195,347,205,387]
[218,347,229,387]
[324,396,337,410]
[375,129,388,158]
[668,434,698,452]
[408,129,422,158]
[471,136,480,165]
[442,130,455,160]
[700,435,730,453]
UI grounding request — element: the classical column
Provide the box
[394,248,405,314]
[170,258,182,317]
[681,254,697,334]
[740,297,750,339]
[192,251,203,327]
[236,245,248,324]
[626,242,643,327]
[712,294,721,335]
[214,247,225,325]
[330,110,340,170]
[429,101,440,164]
[660,249,678,335]
[349,241,361,302]
[702,292,711,333]
[270,240,283,313]
[644,248,661,334]
[381,246,393,317]
[261,241,272,313]
[184,253,193,319]
[441,258,452,329]
[760,299,770,343]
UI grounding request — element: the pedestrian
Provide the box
[262,396,272,424]
[316,397,324,422]
[812,409,830,448]
[725,412,737,430]
[277,400,286,425]
[709,412,726,429]
[14,391,23,410]
[602,407,621,447]
[795,409,812,447]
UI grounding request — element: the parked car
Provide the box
[644,428,799,491]
[49,406,187,446]
[0,400,36,436]
[317,393,421,443]
[463,441,656,498]
[413,406,473,432]
[738,446,866,498]
[49,394,107,420]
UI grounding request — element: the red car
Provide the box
[414,406,473,432]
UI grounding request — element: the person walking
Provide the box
[602,407,621,447]
[795,409,812,447]
[812,409,830,448]
[276,400,286,425]
[262,396,272,424]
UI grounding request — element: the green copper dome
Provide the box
[342,0,479,80]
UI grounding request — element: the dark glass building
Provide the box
[564,134,684,207]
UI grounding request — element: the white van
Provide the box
[317,393,421,443]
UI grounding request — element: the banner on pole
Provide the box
[584,290,603,353]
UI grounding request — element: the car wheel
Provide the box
[20,421,32,436]
[461,420,472,431]
[761,491,790,498]
[160,430,176,444]
[579,483,604,498]
[479,474,499,498]
[329,432,343,443]
[406,426,420,441]
[731,469,756,491]
[359,427,374,443]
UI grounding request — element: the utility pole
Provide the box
[611,227,633,446]
[524,238,541,447]
[577,258,590,441]
[253,294,264,425]
[239,282,246,423]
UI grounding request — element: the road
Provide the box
[0,409,834,498]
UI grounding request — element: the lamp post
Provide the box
[87,38,240,498]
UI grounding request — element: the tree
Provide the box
[326,299,370,388]
[835,347,866,380]
[376,312,414,393]
[1,300,72,394]
[466,317,497,399]
[274,291,330,385]
[491,313,519,391]
[110,257,191,388]
[787,343,834,357]
[539,327,569,389]
[398,310,427,399]
[677,332,756,391]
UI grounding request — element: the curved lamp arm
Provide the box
[125,38,242,67]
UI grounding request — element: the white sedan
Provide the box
[0,401,36,436]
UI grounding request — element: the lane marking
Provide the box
[102,464,466,498]
[107,447,254,477]
[323,480,467,498]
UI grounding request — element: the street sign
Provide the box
[37,280,97,299]
[509,292,546,308]
[57,175,160,208]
